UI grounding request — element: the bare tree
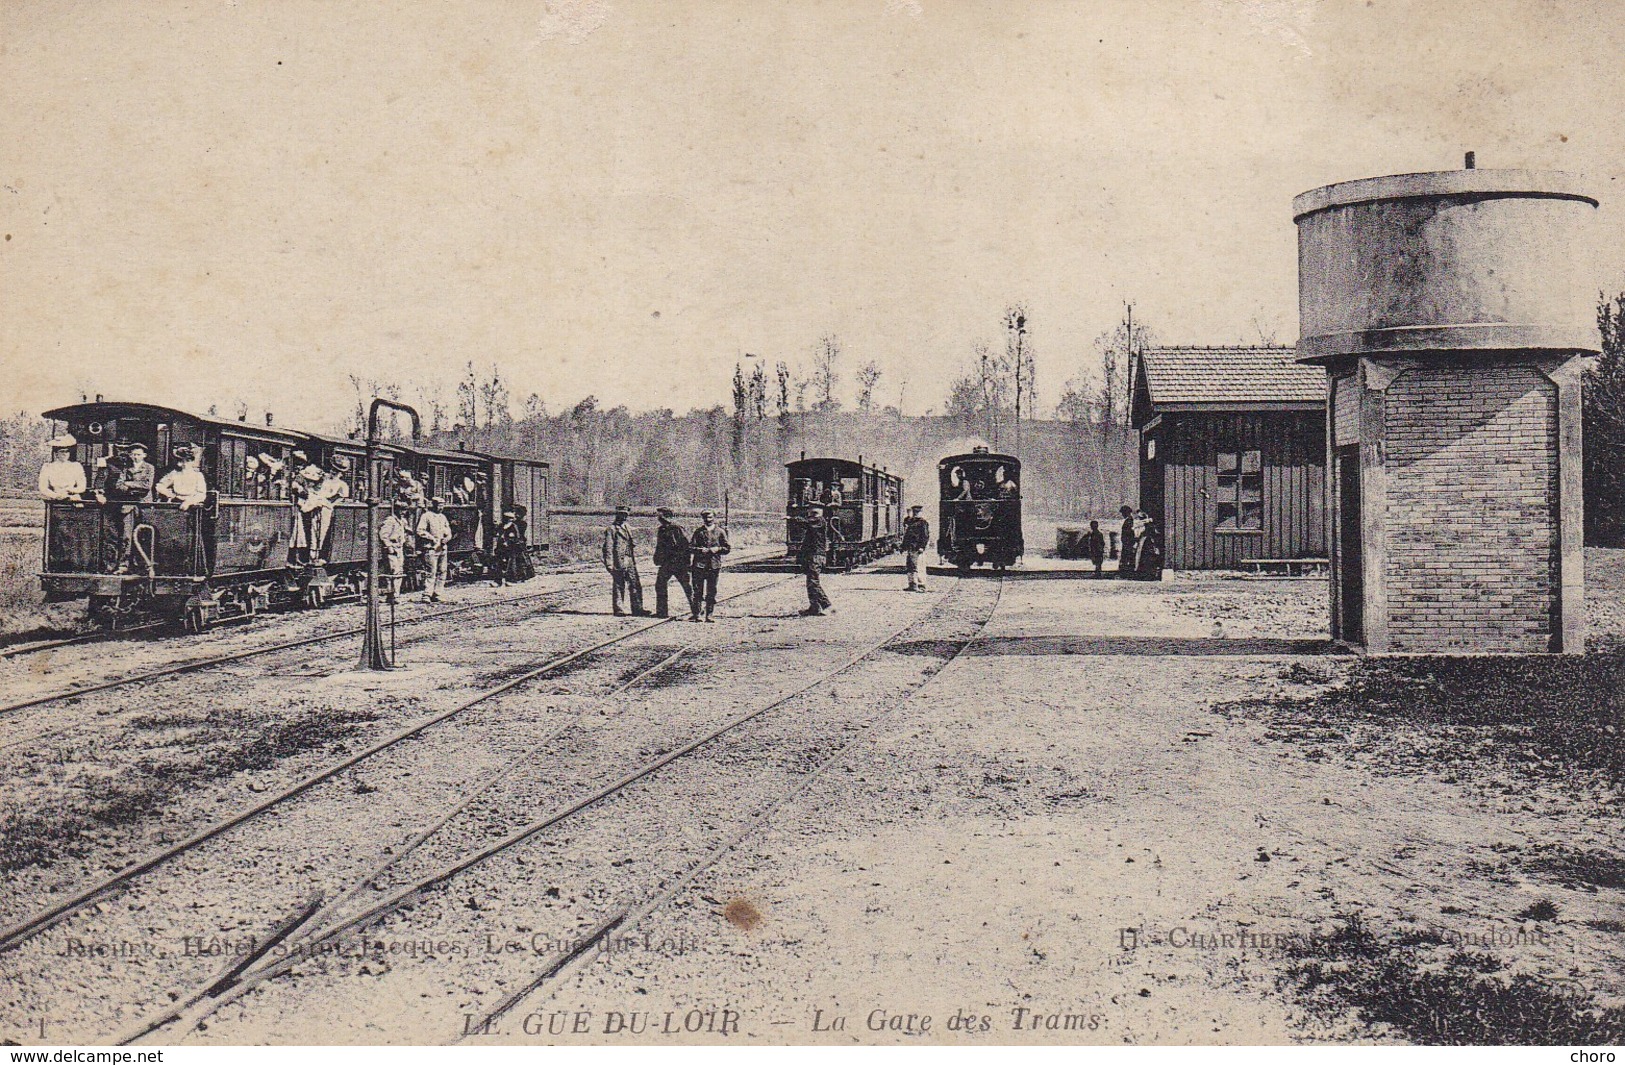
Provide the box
[855,359,882,411]
[456,361,479,431]
[480,364,511,427]
[749,362,768,419]
[811,334,842,411]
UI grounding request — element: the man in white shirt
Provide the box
[415,496,454,603]
[38,435,87,502]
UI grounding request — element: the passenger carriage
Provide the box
[37,400,550,631]
[937,447,1023,570]
[784,456,904,568]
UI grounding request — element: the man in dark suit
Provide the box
[797,505,839,617]
[99,442,155,573]
[687,509,731,622]
[651,506,693,618]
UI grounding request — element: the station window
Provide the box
[1216,449,1262,531]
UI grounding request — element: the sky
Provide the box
[3,0,1623,431]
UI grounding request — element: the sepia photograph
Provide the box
[1,0,1623,1054]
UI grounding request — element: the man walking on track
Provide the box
[901,503,930,592]
[797,504,838,617]
[651,506,693,618]
[603,505,648,616]
[688,508,731,622]
[415,495,453,603]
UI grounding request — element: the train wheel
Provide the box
[303,586,326,610]
[182,605,209,635]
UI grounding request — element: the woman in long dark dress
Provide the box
[1134,518,1164,581]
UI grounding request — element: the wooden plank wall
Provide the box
[1158,411,1326,570]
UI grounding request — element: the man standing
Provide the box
[688,509,731,622]
[1083,519,1106,576]
[651,507,693,618]
[39,435,86,502]
[379,499,410,603]
[416,495,453,603]
[602,505,647,616]
[1117,505,1138,579]
[98,442,155,573]
[797,504,837,617]
[901,503,930,592]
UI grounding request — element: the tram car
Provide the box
[937,447,1023,570]
[785,455,904,568]
[38,400,549,631]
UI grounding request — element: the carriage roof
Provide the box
[938,451,1020,470]
[43,401,311,446]
[786,456,902,482]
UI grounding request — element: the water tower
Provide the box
[1295,160,1599,653]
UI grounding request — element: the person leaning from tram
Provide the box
[97,442,155,574]
[651,506,693,619]
[39,434,87,502]
[416,495,453,603]
[379,498,411,603]
[796,504,840,617]
[688,508,730,623]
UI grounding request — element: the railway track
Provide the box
[0,546,788,728]
[0,570,803,963]
[117,575,1003,1045]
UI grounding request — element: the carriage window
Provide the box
[1216,449,1262,531]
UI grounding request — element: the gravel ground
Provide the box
[3,548,1621,1045]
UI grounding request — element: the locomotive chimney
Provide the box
[81,393,88,403]
[238,412,246,422]
[265,412,274,427]
[1464,150,1476,169]
[95,394,104,402]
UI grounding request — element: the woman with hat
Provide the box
[38,433,86,502]
[156,444,209,510]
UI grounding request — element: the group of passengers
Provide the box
[946,464,1019,501]
[40,435,212,573]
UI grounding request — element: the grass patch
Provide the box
[1283,914,1625,1044]
[0,702,380,872]
[1221,652,1625,800]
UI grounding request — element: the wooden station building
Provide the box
[1130,346,1328,571]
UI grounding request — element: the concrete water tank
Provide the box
[1294,162,1599,654]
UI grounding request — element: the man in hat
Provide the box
[602,505,647,616]
[650,506,693,618]
[378,497,411,603]
[491,505,526,587]
[796,504,838,617]
[900,503,931,592]
[156,444,209,509]
[38,434,86,502]
[98,442,155,573]
[1117,505,1138,579]
[416,495,453,603]
[687,508,730,622]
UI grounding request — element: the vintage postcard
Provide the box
[1,0,1622,1054]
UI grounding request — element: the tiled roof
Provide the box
[1138,346,1325,407]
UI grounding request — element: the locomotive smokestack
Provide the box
[265,412,274,426]
[95,394,104,402]
[1464,151,1476,169]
